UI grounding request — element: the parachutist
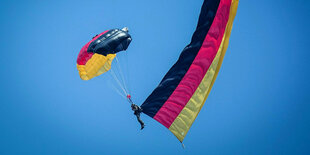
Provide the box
[131,104,145,130]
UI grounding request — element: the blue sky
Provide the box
[0,0,309,154]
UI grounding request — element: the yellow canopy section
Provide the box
[77,53,116,80]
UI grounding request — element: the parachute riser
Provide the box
[127,94,134,104]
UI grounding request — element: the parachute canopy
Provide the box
[141,0,239,142]
[77,28,132,80]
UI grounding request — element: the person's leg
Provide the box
[136,114,145,130]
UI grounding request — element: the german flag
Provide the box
[141,0,239,142]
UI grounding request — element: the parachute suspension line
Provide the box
[115,55,130,95]
[108,80,127,100]
[109,66,128,96]
[124,50,131,95]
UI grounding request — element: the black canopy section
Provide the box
[88,28,132,56]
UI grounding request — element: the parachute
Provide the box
[77,28,132,80]
[140,0,239,142]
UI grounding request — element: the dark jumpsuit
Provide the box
[131,104,145,130]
